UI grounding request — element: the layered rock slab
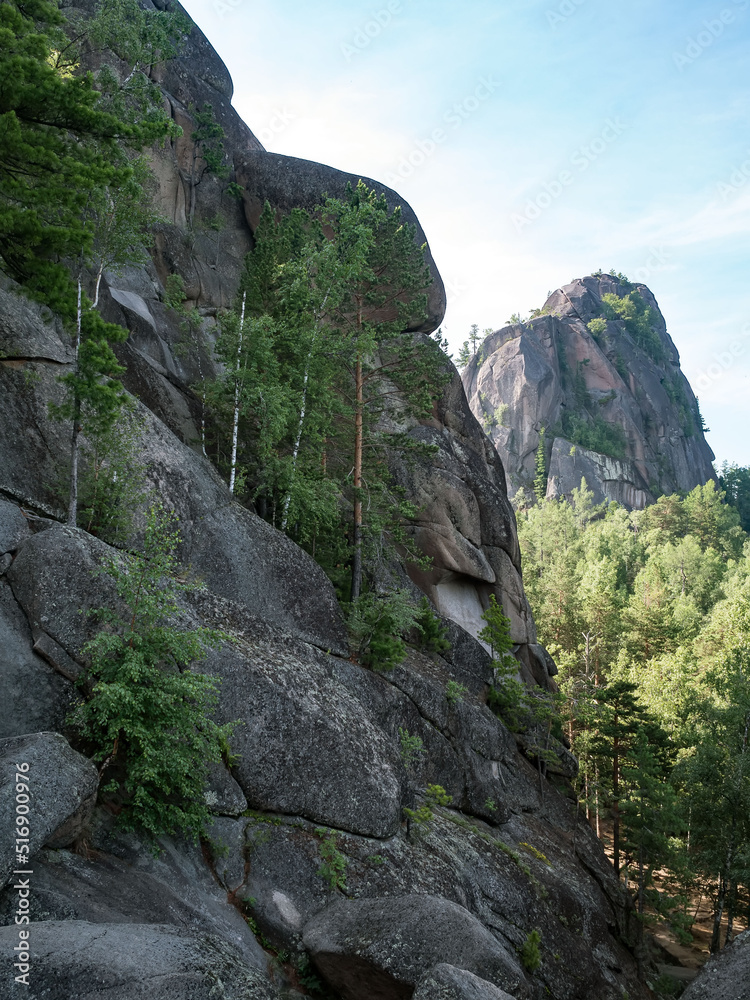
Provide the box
[414,963,518,1000]
[302,894,528,1000]
[681,928,750,1000]
[0,733,98,888]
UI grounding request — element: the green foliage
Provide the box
[587,317,607,344]
[415,597,451,653]
[601,291,664,362]
[0,0,175,314]
[479,595,527,726]
[347,589,421,671]
[203,186,446,598]
[70,504,236,844]
[456,340,472,369]
[533,428,547,501]
[76,401,149,545]
[520,929,542,973]
[719,462,750,533]
[398,726,425,771]
[559,411,627,460]
[315,830,348,892]
[404,783,451,832]
[520,842,552,866]
[516,479,750,946]
[445,680,468,705]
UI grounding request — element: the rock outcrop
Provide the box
[680,929,750,1000]
[0,4,654,999]
[463,274,715,506]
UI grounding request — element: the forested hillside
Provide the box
[514,480,750,957]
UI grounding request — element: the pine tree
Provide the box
[533,428,547,501]
[0,0,172,314]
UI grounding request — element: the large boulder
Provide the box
[414,964,518,1000]
[680,929,750,1000]
[0,581,73,739]
[235,150,446,334]
[0,921,281,1000]
[302,894,528,1000]
[0,732,98,888]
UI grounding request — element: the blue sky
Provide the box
[181,0,750,469]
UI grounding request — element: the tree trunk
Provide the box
[725,880,736,947]
[711,869,728,954]
[229,292,245,495]
[612,719,621,875]
[66,280,83,527]
[351,353,363,601]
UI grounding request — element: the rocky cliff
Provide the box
[462,274,716,508]
[0,5,653,999]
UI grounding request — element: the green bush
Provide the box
[347,589,421,671]
[479,596,526,726]
[415,597,451,654]
[71,504,236,844]
[520,928,542,973]
[587,317,607,343]
[445,680,468,705]
[404,783,452,833]
[398,726,425,771]
[315,830,348,891]
[601,291,664,362]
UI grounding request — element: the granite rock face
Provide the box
[463,274,715,506]
[680,929,750,1000]
[413,964,519,1000]
[0,733,98,888]
[0,4,655,1000]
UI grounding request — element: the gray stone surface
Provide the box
[0,810,267,971]
[681,929,750,1000]
[0,499,30,555]
[0,732,98,887]
[205,761,248,817]
[303,894,528,1000]
[200,636,403,839]
[414,963,518,1000]
[0,582,73,739]
[0,921,281,1000]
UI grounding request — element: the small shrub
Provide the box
[445,680,468,705]
[484,797,497,813]
[587,317,607,344]
[404,783,451,832]
[520,842,552,866]
[521,928,542,973]
[398,726,425,771]
[415,597,451,654]
[70,504,236,844]
[315,830,348,891]
[347,589,421,671]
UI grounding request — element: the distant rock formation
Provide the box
[462,274,715,507]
